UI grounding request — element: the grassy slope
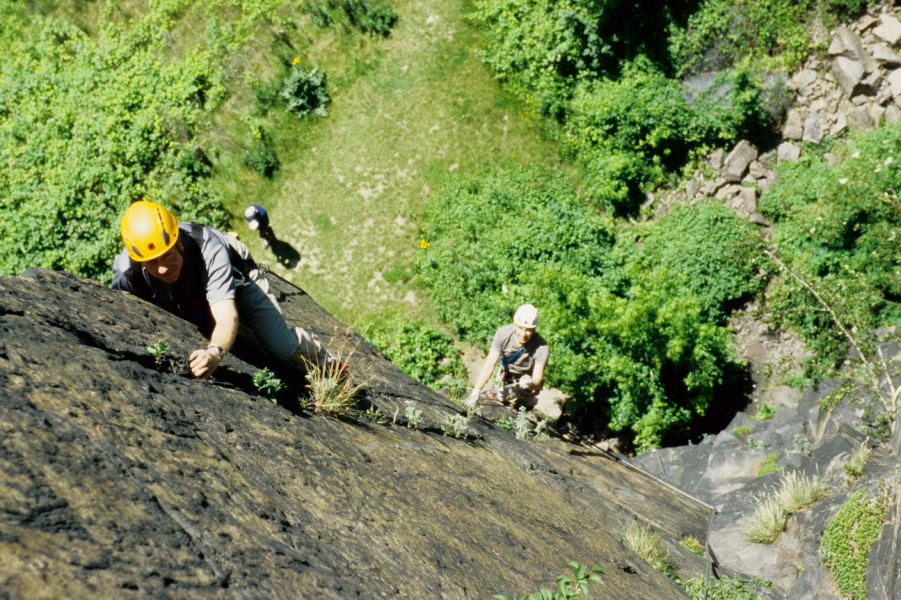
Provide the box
[207,0,572,326]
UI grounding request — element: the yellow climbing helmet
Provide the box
[120,200,180,262]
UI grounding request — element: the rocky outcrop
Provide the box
[656,3,901,224]
[0,269,718,599]
[634,333,900,599]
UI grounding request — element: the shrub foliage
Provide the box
[0,3,261,280]
[280,63,331,118]
[761,125,901,373]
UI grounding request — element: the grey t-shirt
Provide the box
[490,324,548,378]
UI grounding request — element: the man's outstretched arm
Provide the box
[189,298,239,378]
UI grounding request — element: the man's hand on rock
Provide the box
[189,346,222,378]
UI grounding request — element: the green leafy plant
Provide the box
[338,0,397,36]
[440,413,469,439]
[360,405,383,423]
[280,63,331,118]
[731,425,753,437]
[495,407,550,442]
[513,406,531,441]
[820,486,890,600]
[496,415,515,433]
[253,367,286,403]
[145,339,182,374]
[532,419,550,443]
[682,573,773,600]
[303,0,397,35]
[147,340,172,366]
[757,452,783,476]
[242,125,280,178]
[747,436,767,451]
[403,400,422,429]
[751,403,777,421]
[493,561,604,600]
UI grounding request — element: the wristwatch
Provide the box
[207,344,225,357]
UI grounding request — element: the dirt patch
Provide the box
[730,300,811,409]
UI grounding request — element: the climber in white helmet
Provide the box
[465,303,548,410]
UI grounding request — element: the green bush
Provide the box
[0,3,268,281]
[470,0,617,118]
[820,487,889,600]
[280,63,331,118]
[668,0,878,76]
[415,167,615,342]
[242,126,280,178]
[761,125,901,374]
[521,264,738,450]
[339,0,397,37]
[303,0,397,35]
[357,317,466,392]
[618,201,765,321]
[562,64,693,213]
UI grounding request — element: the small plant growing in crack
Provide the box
[404,400,422,428]
[441,413,469,439]
[253,367,285,403]
[496,409,550,442]
[362,405,384,423]
[146,340,178,373]
[303,358,359,416]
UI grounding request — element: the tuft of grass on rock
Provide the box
[745,471,828,543]
[304,359,359,416]
[622,522,674,577]
[779,471,828,514]
[745,493,788,544]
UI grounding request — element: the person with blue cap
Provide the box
[244,204,275,248]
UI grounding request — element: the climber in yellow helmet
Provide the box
[112,200,341,379]
[465,304,548,411]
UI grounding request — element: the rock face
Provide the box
[0,269,712,599]
[634,334,901,600]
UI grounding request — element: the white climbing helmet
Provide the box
[513,304,538,329]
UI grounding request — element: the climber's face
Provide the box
[145,245,183,284]
[514,324,534,346]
